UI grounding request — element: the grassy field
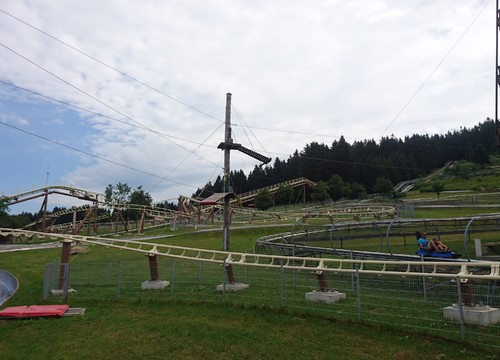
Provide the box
[2,196,500,359]
[1,222,499,360]
[1,300,496,360]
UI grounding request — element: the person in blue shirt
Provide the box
[417,232,435,252]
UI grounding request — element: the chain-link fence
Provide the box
[44,257,500,349]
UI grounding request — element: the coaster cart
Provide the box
[415,230,461,259]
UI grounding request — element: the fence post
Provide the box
[356,269,362,321]
[222,260,227,297]
[170,261,176,295]
[198,259,202,284]
[62,263,70,302]
[42,263,51,300]
[351,250,355,293]
[280,261,285,309]
[455,276,465,341]
[421,256,427,303]
[116,261,122,300]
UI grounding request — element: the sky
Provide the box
[0,0,496,214]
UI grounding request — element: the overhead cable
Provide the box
[0,43,221,168]
[380,0,491,137]
[0,121,197,189]
[0,79,213,150]
[0,7,223,124]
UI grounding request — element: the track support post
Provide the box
[225,263,236,284]
[306,268,346,304]
[444,277,500,325]
[148,254,160,281]
[216,258,249,292]
[50,238,76,297]
[460,280,476,307]
[141,247,169,290]
[58,239,72,290]
[315,270,329,292]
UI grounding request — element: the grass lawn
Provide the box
[1,225,499,359]
[0,300,495,360]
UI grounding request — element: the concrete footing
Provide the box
[216,283,249,292]
[63,308,86,317]
[141,280,170,290]
[50,288,76,296]
[443,304,500,325]
[305,290,346,304]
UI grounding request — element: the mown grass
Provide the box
[1,199,500,359]
[1,229,499,359]
[3,299,494,360]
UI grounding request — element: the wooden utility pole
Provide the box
[223,93,232,251]
[217,92,271,252]
[496,0,500,147]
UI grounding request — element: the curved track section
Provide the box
[0,269,19,307]
[257,214,500,262]
[4,185,101,205]
[0,228,499,281]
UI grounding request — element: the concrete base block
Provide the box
[216,283,249,292]
[141,280,170,290]
[50,288,76,296]
[305,290,346,304]
[443,304,500,325]
[63,308,86,317]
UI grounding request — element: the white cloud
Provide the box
[0,0,495,210]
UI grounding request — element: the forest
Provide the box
[194,119,498,200]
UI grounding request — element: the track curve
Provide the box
[0,269,19,307]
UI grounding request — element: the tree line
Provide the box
[194,119,498,207]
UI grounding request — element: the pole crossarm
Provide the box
[1,228,499,281]
[217,142,271,165]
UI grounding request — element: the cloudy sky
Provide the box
[0,0,495,213]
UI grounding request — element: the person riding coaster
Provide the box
[415,231,460,259]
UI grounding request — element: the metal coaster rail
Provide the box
[0,228,499,281]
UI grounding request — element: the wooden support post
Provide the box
[147,254,160,281]
[72,208,77,235]
[41,192,48,232]
[114,211,119,233]
[225,263,236,284]
[315,271,329,292]
[93,203,98,234]
[76,207,97,234]
[171,213,177,231]
[58,240,72,289]
[460,281,476,307]
[138,208,146,234]
[141,247,170,290]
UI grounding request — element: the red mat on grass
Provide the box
[0,305,69,318]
